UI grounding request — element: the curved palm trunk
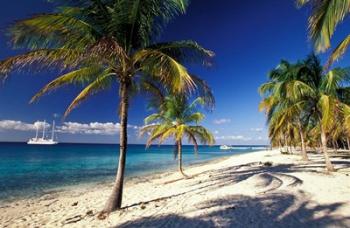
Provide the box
[101,81,129,215]
[347,138,350,151]
[320,127,335,172]
[177,139,187,178]
[298,126,308,161]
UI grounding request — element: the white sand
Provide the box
[1,149,350,228]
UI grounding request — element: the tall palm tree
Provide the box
[297,0,350,67]
[259,60,310,161]
[0,0,215,214]
[140,95,215,177]
[260,54,350,171]
[299,55,350,171]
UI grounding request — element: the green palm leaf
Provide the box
[133,49,196,92]
[64,71,114,117]
[30,66,106,103]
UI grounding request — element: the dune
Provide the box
[1,149,349,227]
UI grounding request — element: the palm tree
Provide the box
[299,55,350,171]
[259,60,310,161]
[260,54,350,171]
[0,0,215,214]
[140,95,215,177]
[297,0,350,67]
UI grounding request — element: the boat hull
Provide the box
[27,139,58,145]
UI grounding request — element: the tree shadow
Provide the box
[185,154,350,194]
[118,156,349,212]
[117,193,350,228]
[113,155,350,227]
[182,163,305,195]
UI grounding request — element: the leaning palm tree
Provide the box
[260,54,350,171]
[0,0,215,214]
[140,95,215,177]
[297,0,350,67]
[259,60,310,161]
[299,55,350,171]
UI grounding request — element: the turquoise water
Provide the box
[0,143,267,202]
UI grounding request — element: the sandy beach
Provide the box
[1,149,350,228]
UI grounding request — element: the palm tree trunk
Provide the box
[283,135,288,153]
[332,141,337,152]
[299,128,308,161]
[335,141,339,152]
[320,127,335,172]
[177,139,187,178]
[100,81,129,215]
[347,138,350,151]
[278,140,282,152]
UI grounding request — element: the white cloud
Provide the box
[251,128,263,132]
[215,135,252,141]
[58,122,121,135]
[214,130,219,135]
[0,120,139,136]
[213,118,231,125]
[58,122,140,135]
[0,120,49,131]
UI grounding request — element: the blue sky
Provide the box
[0,0,348,144]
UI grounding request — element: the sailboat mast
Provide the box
[51,120,55,140]
[42,120,46,139]
[35,124,39,139]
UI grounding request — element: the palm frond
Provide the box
[322,68,350,95]
[146,40,215,66]
[64,71,114,117]
[110,0,189,49]
[326,35,350,68]
[186,131,199,154]
[133,49,196,92]
[188,126,215,145]
[302,0,350,52]
[319,94,336,130]
[139,124,160,137]
[184,112,205,124]
[10,13,97,50]
[144,113,162,124]
[30,66,105,103]
[190,75,215,110]
[0,49,82,78]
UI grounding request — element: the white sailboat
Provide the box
[220,145,233,150]
[27,120,58,145]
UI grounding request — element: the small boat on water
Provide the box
[27,120,58,145]
[220,145,233,150]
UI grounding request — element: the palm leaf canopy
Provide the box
[260,54,350,144]
[297,0,350,67]
[297,0,350,52]
[140,95,215,148]
[0,0,215,117]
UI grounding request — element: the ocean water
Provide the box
[0,143,267,202]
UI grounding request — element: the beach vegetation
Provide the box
[297,0,350,68]
[141,95,215,178]
[260,54,350,172]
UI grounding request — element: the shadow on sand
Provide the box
[117,193,350,228]
[115,154,350,228]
